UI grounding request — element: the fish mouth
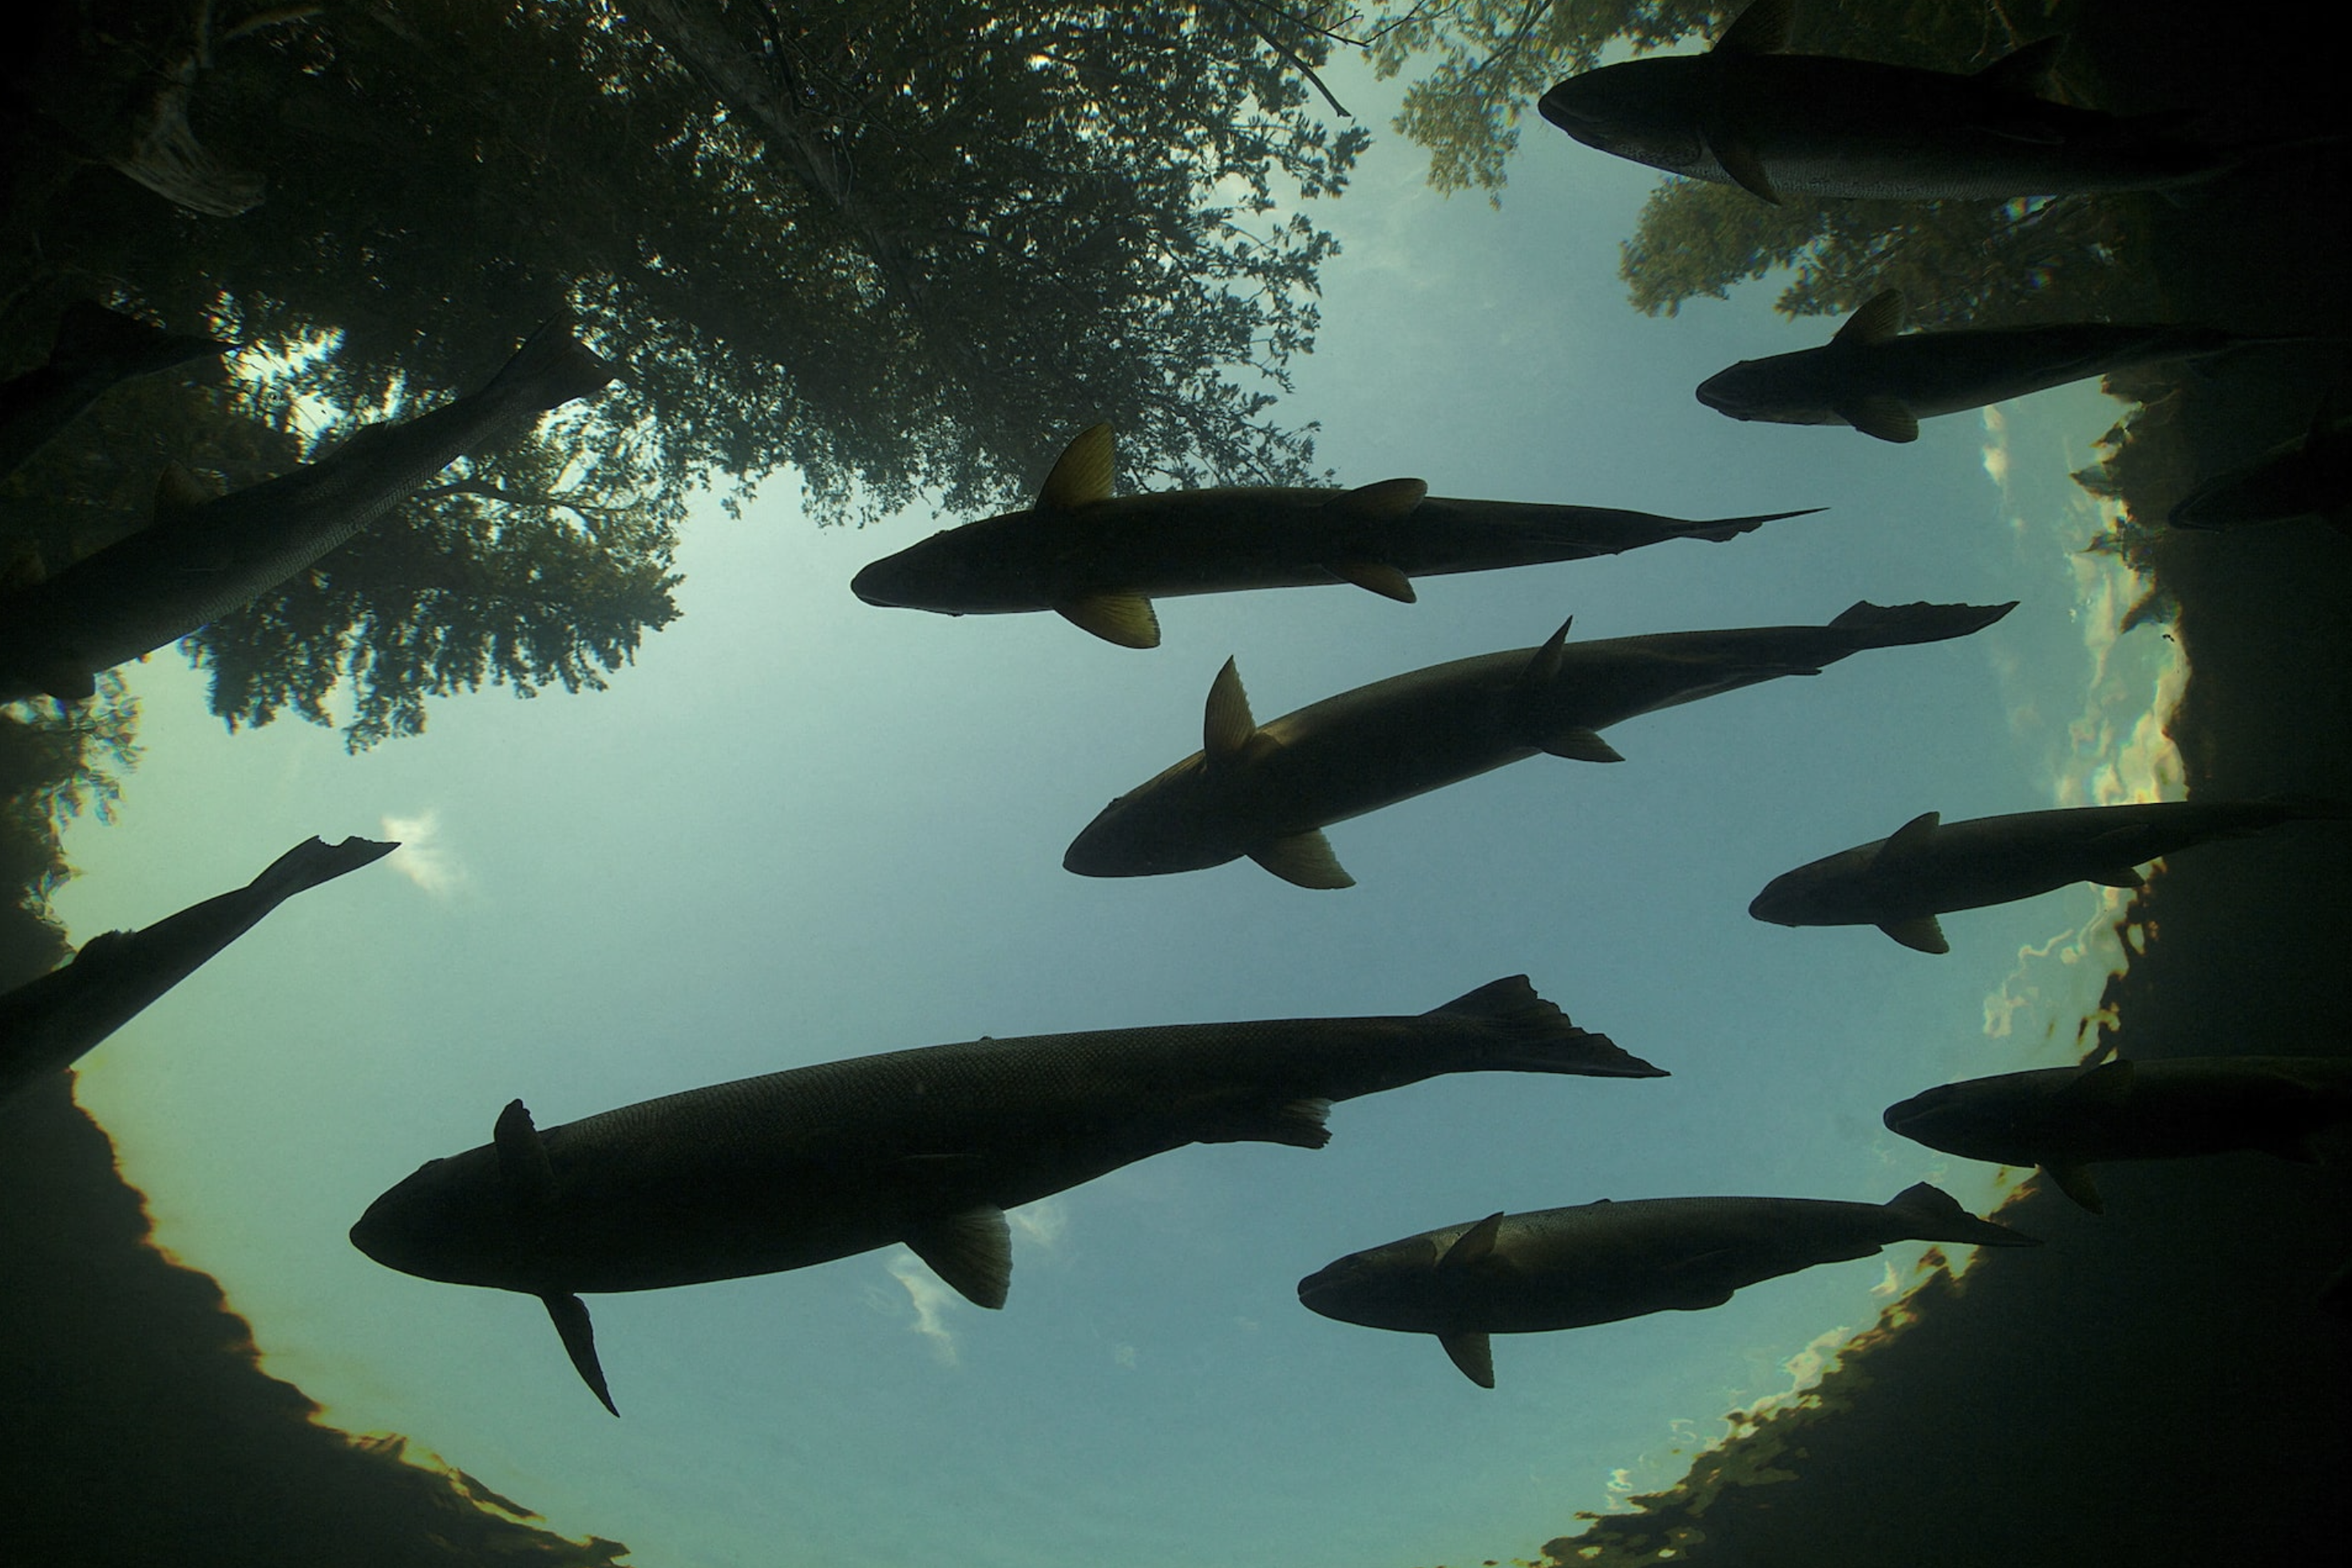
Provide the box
[848,563,907,608]
[1536,84,1597,134]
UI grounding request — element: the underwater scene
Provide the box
[4,2,2346,1565]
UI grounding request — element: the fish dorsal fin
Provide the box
[152,461,216,518]
[1203,657,1258,764]
[2042,1159,2104,1214]
[493,1099,559,1210]
[2058,1059,2136,1103]
[1835,396,1921,444]
[1439,1329,1495,1388]
[1249,830,1355,889]
[1330,477,1428,520]
[1877,915,1949,954]
[1540,727,1623,763]
[1834,291,1907,347]
[1439,1212,1506,1272]
[1325,559,1417,603]
[1521,616,1574,687]
[1714,0,1792,55]
[1873,811,1942,869]
[905,1205,1014,1309]
[1976,34,2067,97]
[1037,423,1115,510]
[542,1292,618,1416]
[1056,592,1161,648]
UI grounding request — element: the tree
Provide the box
[5,0,1364,746]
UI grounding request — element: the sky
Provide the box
[48,51,2180,1568]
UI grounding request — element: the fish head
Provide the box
[1538,61,1711,174]
[1297,1232,1461,1334]
[1062,753,1253,878]
[850,512,1046,614]
[1694,359,1796,423]
[1882,1074,2052,1164]
[350,1143,550,1292]
[1748,846,1878,927]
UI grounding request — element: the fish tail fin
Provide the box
[483,312,620,414]
[50,300,235,379]
[1429,976,1669,1079]
[1675,506,1827,543]
[244,836,401,901]
[1884,1182,2040,1248]
[1827,600,2017,647]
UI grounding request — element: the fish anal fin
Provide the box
[1540,727,1622,763]
[1835,291,1907,346]
[542,1292,618,1416]
[1055,592,1160,648]
[1713,0,1792,54]
[905,1205,1014,1309]
[2043,1160,2104,1214]
[1836,397,1920,444]
[1203,657,1258,762]
[1326,559,1417,603]
[1037,423,1115,509]
[1249,830,1354,889]
[1331,477,1427,520]
[1439,1329,1495,1388]
[1878,915,1949,954]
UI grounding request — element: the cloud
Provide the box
[1008,1198,1067,1249]
[887,1249,961,1364]
[379,813,465,897]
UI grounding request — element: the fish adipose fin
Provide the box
[1428,976,1667,1078]
[905,1205,1015,1309]
[1439,1329,1495,1389]
[1325,559,1417,603]
[1835,397,1920,444]
[542,1292,619,1416]
[1250,830,1354,889]
[1885,1182,2041,1247]
[1056,592,1161,648]
[1878,915,1948,953]
[1038,423,1115,509]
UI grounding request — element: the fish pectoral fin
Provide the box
[1833,290,1907,346]
[1835,397,1920,444]
[2042,1160,2104,1214]
[38,663,97,702]
[1055,592,1161,648]
[1705,130,1780,204]
[905,1205,1015,1309]
[1538,727,1623,763]
[1202,656,1260,763]
[1249,830,1355,889]
[1877,915,1950,954]
[1714,0,1792,53]
[541,1292,618,1416]
[1439,1213,1507,1273]
[1439,1329,1495,1389]
[2057,1059,2136,1104]
[1330,477,1428,520]
[1037,423,1115,509]
[1871,810,1942,873]
[493,1099,560,1210]
[1325,559,1417,603]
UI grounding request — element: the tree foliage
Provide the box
[4,0,1367,747]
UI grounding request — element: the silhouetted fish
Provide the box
[1750,797,2344,952]
[0,314,616,703]
[350,976,1665,1414]
[1697,291,2319,443]
[0,836,398,1104]
[2170,405,2352,533]
[0,300,233,481]
[1063,600,2015,888]
[1885,1057,2352,1213]
[1538,0,2283,204]
[1298,1185,2034,1387]
[849,423,1819,647]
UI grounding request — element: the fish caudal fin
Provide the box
[1430,976,1668,1078]
[1884,1182,2039,1248]
[1828,600,2018,647]
[1674,506,1826,543]
[483,313,620,414]
[52,299,235,378]
[244,836,401,902]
